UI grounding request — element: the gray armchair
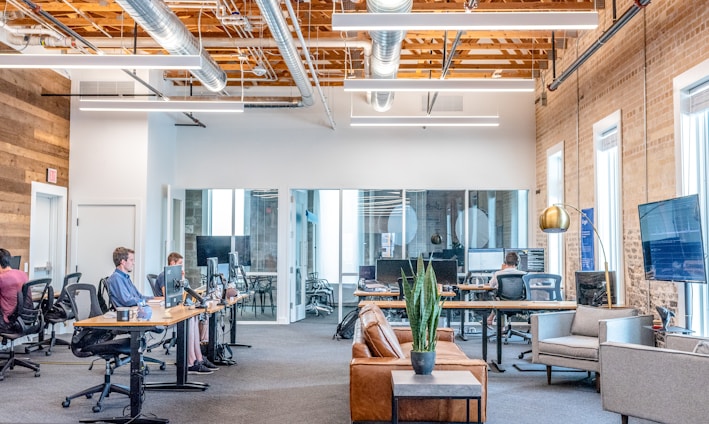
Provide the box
[531,305,653,390]
[600,334,709,424]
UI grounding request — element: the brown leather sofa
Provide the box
[350,304,488,423]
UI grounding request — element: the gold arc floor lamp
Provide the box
[539,204,613,309]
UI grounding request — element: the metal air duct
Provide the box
[254,0,314,106]
[367,0,413,112]
[113,0,227,93]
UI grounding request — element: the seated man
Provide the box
[156,252,217,374]
[487,251,526,326]
[107,247,152,308]
[0,248,28,333]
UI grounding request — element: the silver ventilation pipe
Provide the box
[113,0,227,93]
[254,0,314,106]
[367,0,412,112]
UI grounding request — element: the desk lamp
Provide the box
[539,204,613,309]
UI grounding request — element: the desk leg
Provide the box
[481,316,487,361]
[144,319,209,392]
[490,309,506,372]
[228,302,251,349]
[392,396,398,424]
[458,308,468,341]
[81,331,169,424]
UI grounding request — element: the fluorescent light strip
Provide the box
[79,99,244,113]
[0,54,202,69]
[344,78,534,92]
[350,116,499,127]
[332,11,598,31]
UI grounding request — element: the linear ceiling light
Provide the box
[0,54,202,69]
[332,11,599,31]
[79,99,244,113]
[344,78,534,92]
[350,116,499,127]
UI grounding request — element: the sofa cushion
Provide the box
[693,341,709,355]
[359,305,405,358]
[399,340,466,360]
[570,305,636,337]
[538,335,600,360]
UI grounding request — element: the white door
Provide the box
[290,190,307,322]
[29,182,67,294]
[73,204,136,287]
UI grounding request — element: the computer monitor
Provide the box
[575,271,617,306]
[375,259,458,285]
[228,251,240,283]
[163,264,184,309]
[358,265,376,281]
[467,248,504,273]
[8,255,21,270]
[504,248,546,273]
[205,257,222,299]
[196,236,231,266]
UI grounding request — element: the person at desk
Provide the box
[155,252,218,374]
[0,248,28,333]
[486,251,526,326]
[107,247,153,308]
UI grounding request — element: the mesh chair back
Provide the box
[146,274,161,297]
[496,274,526,301]
[17,278,53,334]
[522,273,563,301]
[66,283,104,321]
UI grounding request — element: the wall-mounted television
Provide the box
[504,248,546,273]
[376,259,458,285]
[638,194,707,284]
[467,248,504,273]
[196,236,231,266]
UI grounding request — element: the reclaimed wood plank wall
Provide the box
[0,67,70,267]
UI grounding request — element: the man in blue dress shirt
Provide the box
[107,247,152,308]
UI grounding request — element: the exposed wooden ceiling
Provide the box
[0,0,598,90]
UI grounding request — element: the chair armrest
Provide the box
[599,314,654,346]
[531,310,575,341]
[666,333,709,352]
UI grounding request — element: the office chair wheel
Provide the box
[92,404,102,413]
[160,363,166,371]
[62,398,70,408]
[45,350,52,356]
[86,394,93,399]
[518,352,525,359]
[34,371,40,377]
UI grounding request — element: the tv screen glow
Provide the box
[638,194,707,283]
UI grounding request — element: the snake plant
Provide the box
[402,255,443,352]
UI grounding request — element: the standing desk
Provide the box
[73,304,206,424]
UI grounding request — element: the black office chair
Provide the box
[61,283,131,413]
[0,278,52,381]
[517,273,563,359]
[25,272,82,356]
[496,274,531,344]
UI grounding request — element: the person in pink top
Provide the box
[0,248,28,333]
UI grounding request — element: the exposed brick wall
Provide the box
[535,0,709,315]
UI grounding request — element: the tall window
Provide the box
[594,111,623,304]
[547,143,564,275]
[680,78,709,335]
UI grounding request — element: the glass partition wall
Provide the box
[185,189,278,322]
[182,188,528,323]
[294,189,530,321]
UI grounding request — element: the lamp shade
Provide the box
[539,205,571,233]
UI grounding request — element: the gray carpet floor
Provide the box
[0,312,657,424]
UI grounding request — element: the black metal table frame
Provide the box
[392,394,482,424]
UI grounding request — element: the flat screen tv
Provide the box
[638,194,707,283]
[376,259,458,285]
[196,236,231,266]
[467,248,504,273]
[233,235,251,266]
[504,248,546,273]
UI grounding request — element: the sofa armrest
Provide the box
[600,314,654,345]
[532,310,575,340]
[393,327,413,344]
[600,341,709,424]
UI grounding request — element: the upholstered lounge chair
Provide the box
[531,305,653,390]
[350,304,487,423]
[600,334,709,424]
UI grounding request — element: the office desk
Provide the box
[353,289,456,299]
[205,294,250,365]
[74,305,206,424]
[357,300,577,370]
